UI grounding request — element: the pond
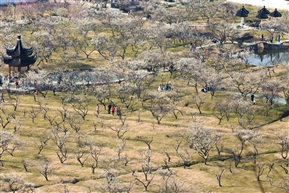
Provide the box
[248,50,289,66]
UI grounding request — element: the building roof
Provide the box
[2,35,37,67]
[228,0,289,11]
[5,36,34,57]
[2,55,37,67]
[270,8,282,17]
[236,6,249,17]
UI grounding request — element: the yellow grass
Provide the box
[0,89,288,193]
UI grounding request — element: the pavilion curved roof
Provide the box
[3,35,37,67]
[4,35,34,58]
[256,6,270,19]
[2,55,37,67]
[236,6,249,17]
[270,8,282,17]
[258,6,270,15]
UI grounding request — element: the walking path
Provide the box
[227,0,289,10]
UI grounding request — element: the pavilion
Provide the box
[2,35,37,79]
[228,0,289,10]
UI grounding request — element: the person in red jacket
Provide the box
[111,106,115,116]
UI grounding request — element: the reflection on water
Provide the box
[248,51,289,66]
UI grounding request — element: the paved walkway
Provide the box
[227,0,289,10]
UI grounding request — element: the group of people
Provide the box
[158,82,171,91]
[107,103,122,117]
[147,62,175,73]
[95,103,122,118]
[261,34,281,43]
[201,86,213,93]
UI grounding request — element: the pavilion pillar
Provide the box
[8,66,11,79]
[17,66,21,80]
[241,17,245,27]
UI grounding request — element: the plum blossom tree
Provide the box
[91,35,117,62]
[175,58,204,93]
[230,96,256,129]
[212,98,231,124]
[51,127,69,164]
[260,19,289,37]
[75,135,89,167]
[207,21,239,44]
[92,85,112,111]
[88,142,102,174]
[33,131,51,155]
[125,60,153,98]
[194,1,221,23]
[185,122,219,165]
[75,19,100,59]
[137,49,173,72]
[142,91,172,125]
[152,6,179,24]
[36,160,53,181]
[158,169,191,192]
[109,17,145,60]
[1,173,35,193]
[228,71,262,99]
[133,146,155,191]
[230,128,258,167]
[0,131,23,166]
[200,67,223,97]
[114,82,139,111]
[97,169,133,193]
[260,79,283,108]
[145,23,172,51]
[276,132,289,160]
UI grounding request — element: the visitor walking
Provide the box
[96,104,100,115]
[251,94,255,104]
[269,35,273,43]
[116,106,121,118]
[251,94,254,102]
[189,42,194,51]
[169,63,174,71]
[158,84,163,91]
[108,103,112,114]
[277,34,281,43]
[111,105,115,116]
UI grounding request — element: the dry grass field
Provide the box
[0,84,288,193]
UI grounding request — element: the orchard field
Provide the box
[1,0,289,192]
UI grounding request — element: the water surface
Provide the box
[248,50,289,66]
